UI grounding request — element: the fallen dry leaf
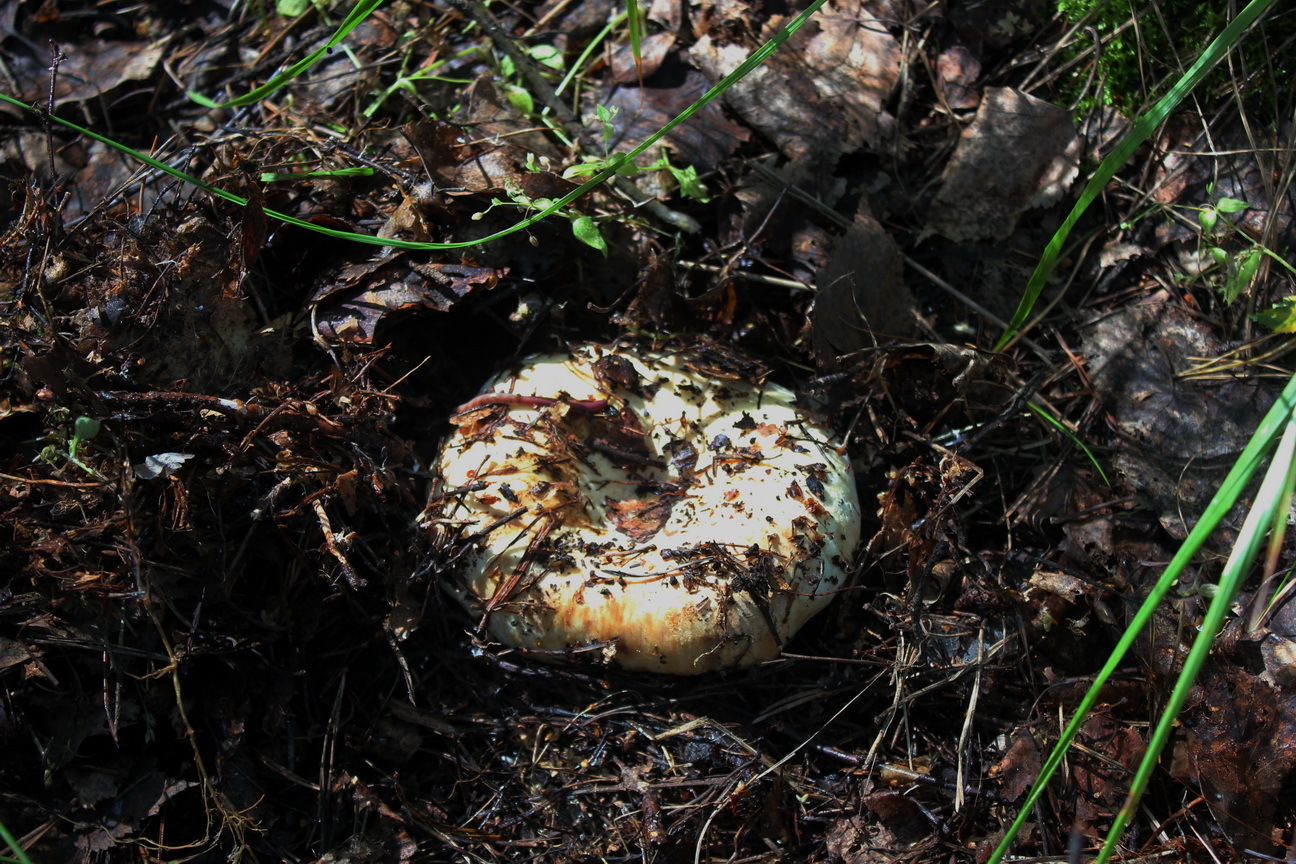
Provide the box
[595,70,751,174]
[927,87,1080,242]
[1081,295,1276,541]
[989,729,1041,801]
[812,199,911,361]
[608,32,676,82]
[16,37,168,103]
[689,0,899,166]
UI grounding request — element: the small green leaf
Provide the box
[528,44,564,71]
[74,417,102,440]
[260,167,375,181]
[1224,247,1263,303]
[1215,196,1250,213]
[1209,245,1228,267]
[668,163,708,201]
[1198,207,1219,234]
[1255,296,1296,332]
[570,216,607,254]
[277,0,312,16]
[502,82,534,115]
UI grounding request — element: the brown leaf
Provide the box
[688,40,841,165]
[689,0,899,165]
[927,87,1080,242]
[596,71,751,174]
[989,729,1041,800]
[41,38,168,103]
[1179,662,1296,855]
[609,33,676,82]
[812,201,911,361]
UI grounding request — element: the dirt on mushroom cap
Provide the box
[429,343,861,673]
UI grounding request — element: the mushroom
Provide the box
[430,343,861,674]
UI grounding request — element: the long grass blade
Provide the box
[0,818,34,864]
[626,0,643,78]
[1096,413,1296,862]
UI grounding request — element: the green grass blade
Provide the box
[259,167,375,181]
[1096,412,1296,862]
[187,0,384,109]
[993,0,1279,352]
[1026,401,1110,485]
[1,0,830,251]
[987,370,1296,864]
[0,818,34,864]
[626,0,643,73]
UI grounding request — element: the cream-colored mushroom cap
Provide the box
[431,343,860,674]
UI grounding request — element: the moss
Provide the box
[1055,0,1295,120]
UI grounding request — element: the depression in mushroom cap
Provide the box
[430,343,861,674]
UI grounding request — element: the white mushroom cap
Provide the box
[432,343,861,674]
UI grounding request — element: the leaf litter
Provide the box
[1,0,1295,861]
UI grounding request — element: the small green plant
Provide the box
[496,43,565,116]
[362,43,476,118]
[473,179,608,254]
[559,105,711,202]
[36,414,102,475]
[1184,189,1296,328]
[1195,194,1264,304]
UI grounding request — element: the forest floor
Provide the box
[2,0,1296,861]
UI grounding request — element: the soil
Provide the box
[2,1,1295,862]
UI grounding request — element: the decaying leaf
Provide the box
[989,729,1041,801]
[1081,295,1277,540]
[595,71,751,175]
[418,78,563,193]
[812,200,911,362]
[927,87,1080,242]
[689,0,899,167]
[25,38,168,103]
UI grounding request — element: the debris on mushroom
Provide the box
[428,343,861,674]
